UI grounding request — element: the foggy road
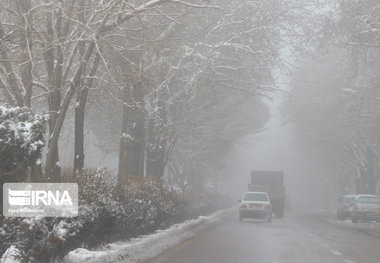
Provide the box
[145,210,380,263]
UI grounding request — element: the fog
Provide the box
[2,1,380,261]
[221,93,337,210]
[1,0,376,211]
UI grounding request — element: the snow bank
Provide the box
[0,246,21,263]
[327,219,380,238]
[63,208,233,263]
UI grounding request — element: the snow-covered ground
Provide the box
[327,218,380,238]
[63,208,234,263]
[311,209,380,239]
[1,246,21,263]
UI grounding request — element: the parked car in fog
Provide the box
[351,195,380,223]
[238,192,272,222]
[337,195,356,220]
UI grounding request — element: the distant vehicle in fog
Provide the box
[351,195,380,223]
[336,195,356,220]
[248,170,285,218]
[238,192,272,223]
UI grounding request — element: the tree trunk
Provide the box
[45,41,95,180]
[17,0,33,107]
[46,89,62,180]
[118,86,129,184]
[146,99,167,178]
[45,86,75,180]
[44,9,61,180]
[74,93,86,172]
[118,81,145,184]
[146,143,165,177]
[73,0,87,175]
[73,54,100,174]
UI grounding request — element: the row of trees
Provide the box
[0,0,287,187]
[287,0,380,195]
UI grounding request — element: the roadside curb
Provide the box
[63,207,235,263]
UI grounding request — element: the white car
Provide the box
[337,195,356,220]
[351,195,380,223]
[238,192,272,222]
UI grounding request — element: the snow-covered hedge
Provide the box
[0,169,231,262]
[0,106,46,182]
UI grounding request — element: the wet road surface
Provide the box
[145,210,380,263]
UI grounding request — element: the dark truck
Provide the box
[248,170,285,218]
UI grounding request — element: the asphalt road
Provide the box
[145,210,380,263]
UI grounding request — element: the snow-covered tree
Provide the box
[287,44,380,195]
[113,0,286,183]
[0,0,207,179]
[0,106,46,182]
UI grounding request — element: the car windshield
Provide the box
[244,193,268,201]
[357,196,380,204]
[344,197,355,204]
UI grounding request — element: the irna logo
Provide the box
[8,189,73,206]
[3,183,78,217]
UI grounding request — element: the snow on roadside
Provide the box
[327,218,380,238]
[63,207,234,263]
[0,246,21,263]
